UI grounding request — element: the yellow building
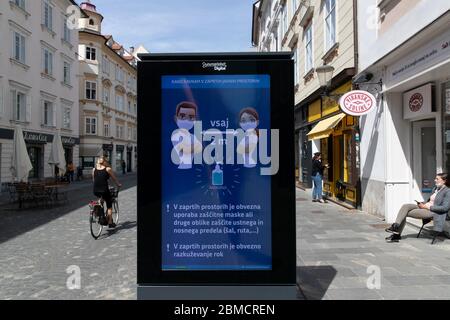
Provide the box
[78,1,140,173]
[305,81,359,207]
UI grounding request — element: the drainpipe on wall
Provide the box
[353,0,363,210]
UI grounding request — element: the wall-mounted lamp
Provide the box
[352,72,383,91]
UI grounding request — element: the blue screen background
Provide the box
[161,75,272,271]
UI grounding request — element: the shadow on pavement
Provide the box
[0,175,137,245]
[297,266,337,300]
[99,221,138,239]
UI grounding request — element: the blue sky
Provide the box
[78,0,257,53]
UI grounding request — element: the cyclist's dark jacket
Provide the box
[93,167,112,209]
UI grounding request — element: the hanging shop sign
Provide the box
[403,83,434,120]
[23,131,53,144]
[339,90,376,116]
[61,136,80,146]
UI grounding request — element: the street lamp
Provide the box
[316,64,343,101]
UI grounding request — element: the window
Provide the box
[325,0,337,51]
[293,47,299,85]
[282,6,288,36]
[42,100,54,126]
[63,62,71,85]
[115,94,124,111]
[115,66,124,83]
[103,87,110,106]
[89,19,95,26]
[128,127,132,140]
[85,117,97,135]
[86,47,96,61]
[305,22,313,72]
[292,0,299,17]
[63,17,71,43]
[102,56,110,74]
[133,128,137,141]
[11,90,27,122]
[42,47,53,75]
[85,81,97,100]
[43,0,53,31]
[116,125,124,139]
[128,101,132,113]
[62,106,71,129]
[15,0,26,10]
[133,103,137,115]
[13,32,26,63]
[104,122,110,137]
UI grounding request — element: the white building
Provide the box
[78,1,141,174]
[0,0,82,183]
[356,0,450,221]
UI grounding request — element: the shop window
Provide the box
[343,133,352,184]
[82,157,95,169]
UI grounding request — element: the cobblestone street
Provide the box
[297,188,450,300]
[0,174,137,300]
[2,178,450,300]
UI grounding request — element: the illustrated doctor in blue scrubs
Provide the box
[237,107,259,168]
[171,101,202,169]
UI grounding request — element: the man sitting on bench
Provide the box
[385,173,450,243]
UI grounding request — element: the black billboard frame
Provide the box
[137,53,297,300]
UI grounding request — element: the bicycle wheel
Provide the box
[112,200,119,225]
[90,211,103,239]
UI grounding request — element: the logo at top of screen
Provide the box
[202,62,227,72]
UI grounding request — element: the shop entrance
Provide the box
[27,145,42,180]
[127,151,132,172]
[412,121,436,200]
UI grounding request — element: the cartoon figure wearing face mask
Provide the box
[171,101,202,169]
[237,107,259,168]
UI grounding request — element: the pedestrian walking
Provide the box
[67,161,75,183]
[121,160,126,175]
[311,152,329,203]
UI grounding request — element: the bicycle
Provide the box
[89,186,120,239]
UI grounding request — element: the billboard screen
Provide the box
[161,75,272,271]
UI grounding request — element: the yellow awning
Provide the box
[307,113,346,141]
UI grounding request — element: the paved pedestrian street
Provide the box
[296,188,450,300]
[1,178,450,300]
[0,174,137,300]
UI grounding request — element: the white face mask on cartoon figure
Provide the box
[177,120,194,131]
[240,121,258,131]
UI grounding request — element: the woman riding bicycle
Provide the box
[92,156,122,229]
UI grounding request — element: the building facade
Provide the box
[78,1,138,174]
[357,0,450,222]
[0,0,82,184]
[252,0,360,207]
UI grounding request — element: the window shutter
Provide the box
[49,5,53,30]
[11,90,17,120]
[41,100,45,125]
[20,35,25,63]
[0,85,4,116]
[49,52,53,75]
[52,103,56,127]
[26,94,31,122]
